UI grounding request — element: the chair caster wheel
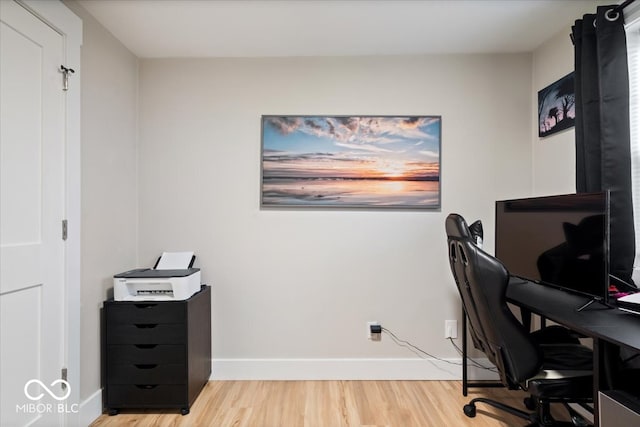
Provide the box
[463,403,476,418]
[524,397,536,410]
[180,408,190,416]
[107,409,118,416]
[571,414,589,426]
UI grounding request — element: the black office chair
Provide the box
[446,213,594,426]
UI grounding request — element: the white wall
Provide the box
[531,27,577,195]
[62,0,139,401]
[138,54,533,378]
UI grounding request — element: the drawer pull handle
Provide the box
[135,344,158,349]
[135,364,158,370]
[135,384,158,390]
[134,304,157,309]
[134,324,158,329]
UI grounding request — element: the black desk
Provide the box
[506,279,640,426]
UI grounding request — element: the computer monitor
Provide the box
[495,192,609,307]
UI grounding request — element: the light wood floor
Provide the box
[90,380,570,427]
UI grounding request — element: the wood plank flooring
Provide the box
[90,380,570,427]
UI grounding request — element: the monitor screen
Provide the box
[495,192,609,302]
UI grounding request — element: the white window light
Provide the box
[624,4,640,279]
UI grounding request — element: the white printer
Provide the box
[113,252,202,301]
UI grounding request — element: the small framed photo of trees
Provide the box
[538,72,575,138]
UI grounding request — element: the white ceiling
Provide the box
[77,0,613,58]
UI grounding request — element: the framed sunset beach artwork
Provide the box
[260,115,441,209]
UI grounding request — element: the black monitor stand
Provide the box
[576,296,614,312]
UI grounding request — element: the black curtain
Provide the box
[572,5,635,285]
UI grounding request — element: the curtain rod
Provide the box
[616,0,637,13]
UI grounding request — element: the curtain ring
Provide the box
[605,8,620,22]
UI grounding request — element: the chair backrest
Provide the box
[446,213,542,386]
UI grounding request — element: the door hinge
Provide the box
[61,367,68,390]
[62,219,68,241]
[59,65,75,91]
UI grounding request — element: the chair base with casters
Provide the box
[463,396,592,426]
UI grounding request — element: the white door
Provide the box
[1,1,66,426]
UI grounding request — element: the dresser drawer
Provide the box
[107,344,185,364]
[102,286,211,413]
[107,363,186,384]
[105,302,185,324]
[106,323,185,344]
[107,384,187,407]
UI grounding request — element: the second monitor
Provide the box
[495,192,609,307]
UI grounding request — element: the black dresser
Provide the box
[103,285,211,415]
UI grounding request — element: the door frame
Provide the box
[16,1,81,425]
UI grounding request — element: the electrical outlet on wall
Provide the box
[445,320,458,339]
[367,321,381,341]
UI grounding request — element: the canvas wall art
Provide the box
[538,72,575,138]
[260,115,441,209]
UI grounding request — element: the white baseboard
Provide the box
[78,389,102,427]
[211,358,499,381]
